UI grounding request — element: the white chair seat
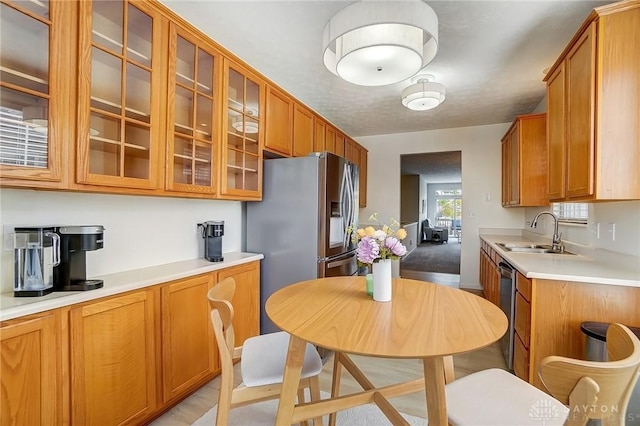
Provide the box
[241,331,323,387]
[445,368,569,426]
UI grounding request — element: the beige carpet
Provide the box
[192,391,427,425]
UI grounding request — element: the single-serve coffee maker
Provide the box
[198,221,224,262]
[53,225,105,291]
[14,226,60,297]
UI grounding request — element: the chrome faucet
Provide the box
[530,211,563,251]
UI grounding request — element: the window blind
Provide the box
[0,106,48,168]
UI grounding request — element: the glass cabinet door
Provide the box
[0,0,72,184]
[166,24,220,194]
[77,0,161,189]
[222,59,263,198]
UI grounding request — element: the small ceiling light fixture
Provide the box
[401,74,445,111]
[232,107,259,134]
[322,1,438,87]
[22,106,48,134]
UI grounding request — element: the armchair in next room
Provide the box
[421,219,449,244]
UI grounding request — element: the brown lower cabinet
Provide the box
[0,260,260,425]
[70,289,159,426]
[480,241,640,389]
[0,309,69,425]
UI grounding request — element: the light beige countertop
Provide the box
[480,234,640,287]
[0,252,263,322]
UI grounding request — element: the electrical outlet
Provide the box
[607,223,616,241]
[194,223,201,236]
[466,211,476,219]
[592,222,600,239]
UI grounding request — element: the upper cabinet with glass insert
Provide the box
[166,24,221,195]
[0,0,74,185]
[221,59,264,200]
[77,0,163,189]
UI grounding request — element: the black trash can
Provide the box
[580,322,640,424]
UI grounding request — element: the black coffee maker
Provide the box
[198,221,224,262]
[53,225,105,291]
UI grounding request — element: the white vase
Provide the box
[373,259,392,302]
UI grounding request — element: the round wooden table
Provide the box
[266,276,508,425]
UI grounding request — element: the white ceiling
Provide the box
[159,0,611,138]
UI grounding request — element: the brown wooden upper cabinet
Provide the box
[220,58,264,200]
[313,117,326,152]
[292,102,314,157]
[0,0,75,188]
[264,85,293,156]
[501,114,548,207]
[325,124,336,154]
[165,23,222,195]
[334,131,345,158]
[544,2,640,201]
[77,0,164,190]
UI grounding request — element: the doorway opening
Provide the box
[399,151,462,287]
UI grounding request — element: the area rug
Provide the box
[400,242,461,274]
[192,391,427,425]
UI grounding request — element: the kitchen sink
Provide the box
[496,242,575,255]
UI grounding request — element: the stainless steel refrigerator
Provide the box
[246,152,359,334]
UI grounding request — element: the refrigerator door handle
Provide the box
[345,164,355,237]
[327,256,354,269]
[341,163,350,248]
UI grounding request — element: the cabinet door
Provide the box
[161,273,217,403]
[313,117,326,152]
[565,24,596,199]
[1,311,65,425]
[501,136,509,206]
[513,334,529,382]
[77,0,163,189]
[216,261,260,346]
[292,102,314,157]
[334,132,345,157]
[265,86,292,156]
[508,125,520,205]
[546,64,566,201]
[514,291,531,348]
[70,290,157,425]
[166,24,221,194]
[325,125,336,154]
[0,0,74,186]
[221,59,264,199]
[359,145,367,207]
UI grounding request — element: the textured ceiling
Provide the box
[160,0,611,138]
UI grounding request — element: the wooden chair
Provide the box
[207,277,323,425]
[445,323,640,426]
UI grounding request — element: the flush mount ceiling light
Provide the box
[401,74,445,111]
[322,1,438,86]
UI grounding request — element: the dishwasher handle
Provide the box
[498,262,515,278]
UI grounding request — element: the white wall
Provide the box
[525,202,640,257]
[356,123,524,289]
[0,189,242,293]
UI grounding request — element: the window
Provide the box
[552,202,589,224]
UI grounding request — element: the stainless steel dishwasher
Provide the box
[498,260,516,370]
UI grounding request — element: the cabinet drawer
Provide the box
[513,334,530,382]
[515,291,531,348]
[516,272,532,301]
